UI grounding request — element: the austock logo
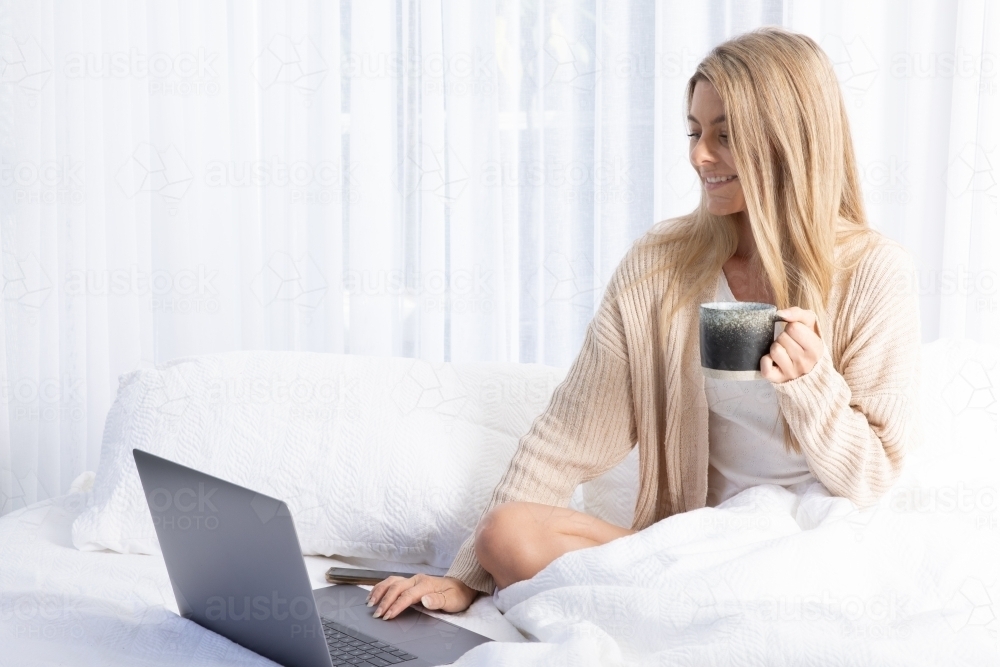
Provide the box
[147,483,220,531]
[396,142,469,203]
[939,357,998,422]
[945,142,998,212]
[0,465,47,514]
[890,49,998,81]
[150,374,193,419]
[390,360,468,421]
[2,373,86,424]
[343,265,494,316]
[116,142,194,206]
[250,252,328,309]
[0,34,52,92]
[479,156,635,205]
[1,157,86,206]
[1,592,86,639]
[204,591,314,622]
[204,158,359,205]
[2,252,52,308]
[759,589,914,641]
[523,33,598,95]
[63,47,221,96]
[206,374,358,407]
[525,251,599,312]
[822,34,879,104]
[859,157,910,205]
[252,35,327,95]
[942,577,997,635]
[612,48,703,81]
[343,48,494,97]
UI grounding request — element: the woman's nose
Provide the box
[690,137,715,167]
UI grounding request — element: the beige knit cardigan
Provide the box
[446,222,923,594]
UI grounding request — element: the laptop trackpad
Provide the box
[315,584,492,662]
[325,604,456,643]
[325,606,490,664]
[394,630,492,664]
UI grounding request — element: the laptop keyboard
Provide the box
[322,618,419,666]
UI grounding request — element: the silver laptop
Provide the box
[132,449,492,667]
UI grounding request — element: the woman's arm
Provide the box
[772,242,923,507]
[445,270,639,594]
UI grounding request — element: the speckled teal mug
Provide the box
[700,302,788,381]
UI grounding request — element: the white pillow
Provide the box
[578,447,639,528]
[72,351,640,567]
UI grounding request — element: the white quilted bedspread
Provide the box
[464,471,998,665]
[451,338,1000,666]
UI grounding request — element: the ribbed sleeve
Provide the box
[445,270,639,594]
[772,242,923,507]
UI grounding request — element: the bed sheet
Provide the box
[0,494,525,667]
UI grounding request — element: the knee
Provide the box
[473,502,528,573]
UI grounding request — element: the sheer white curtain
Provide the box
[1,0,997,515]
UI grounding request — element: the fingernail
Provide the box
[366,598,374,607]
[421,595,431,606]
[372,608,382,618]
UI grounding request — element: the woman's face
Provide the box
[688,80,747,217]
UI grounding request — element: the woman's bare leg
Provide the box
[473,501,636,590]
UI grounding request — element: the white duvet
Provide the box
[465,460,998,665]
[454,339,1000,666]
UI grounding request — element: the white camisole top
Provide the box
[704,269,816,507]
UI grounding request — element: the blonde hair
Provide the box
[636,27,878,453]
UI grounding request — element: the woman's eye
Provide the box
[719,134,729,144]
[687,132,700,139]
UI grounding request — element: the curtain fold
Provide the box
[0,0,996,514]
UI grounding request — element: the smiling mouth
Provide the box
[704,175,737,184]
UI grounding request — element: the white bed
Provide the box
[1,338,997,666]
[0,491,525,667]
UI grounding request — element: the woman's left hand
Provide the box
[760,307,824,383]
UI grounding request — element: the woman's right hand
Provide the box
[366,574,478,621]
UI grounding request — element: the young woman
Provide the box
[367,26,922,620]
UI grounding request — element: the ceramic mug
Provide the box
[699,301,788,381]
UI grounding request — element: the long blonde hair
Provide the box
[638,27,878,453]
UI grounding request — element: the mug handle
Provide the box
[771,312,788,340]
[772,311,822,339]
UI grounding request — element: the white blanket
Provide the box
[454,443,998,665]
[451,340,1000,666]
